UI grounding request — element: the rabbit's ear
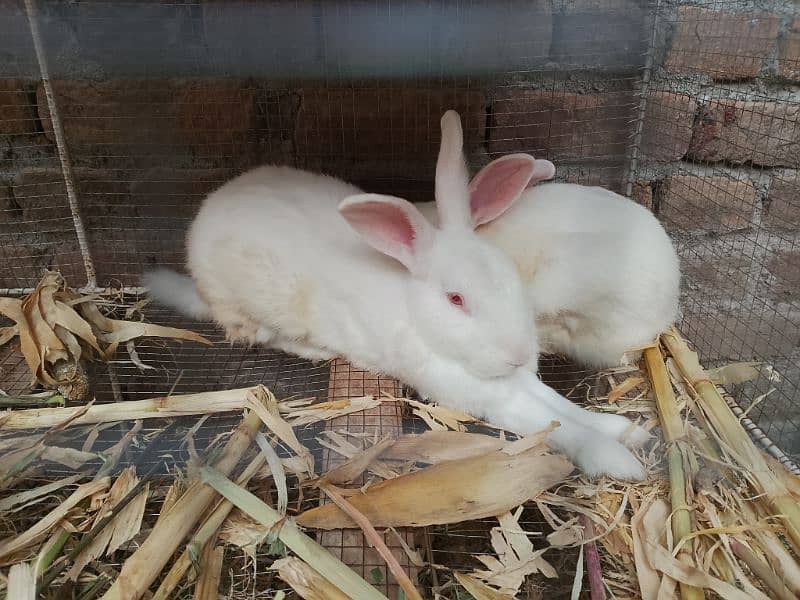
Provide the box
[339,194,434,274]
[434,110,472,230]
[468,154,551,227]
[530,158,556,184]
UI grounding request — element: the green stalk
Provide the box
[663,328,800,555]
[644,345,704,600]
[200,465,387,600]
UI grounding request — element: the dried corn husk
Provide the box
[0,271,210,399]
[273,557,352,600]
[298,431,572,529]
[662,328,800,554]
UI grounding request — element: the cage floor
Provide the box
[0,300,607,598]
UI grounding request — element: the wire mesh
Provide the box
[641,0,800,456]
[2,0,800,596]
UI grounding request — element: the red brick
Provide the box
[665,7,780,80]
[778,17,800,81]
[0,242,54,289]
[556,162,628,194]
[683,255,752,297]
[631,181,654,210]
[641,92,697,161]
[0,79,37,135]
[689,100,800,168]
[295,88,486,180]
[682,309,800,361]
[79,168,232,286]
[0,183,18,224]
[765,171,800,228]
[767,250,800,302]
[11,169,70,223]
[36,80,268,167]
[659,175,757,232]
[489,90,637,160]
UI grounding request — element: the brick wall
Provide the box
[632,1,800,449]
[1,0,798,448]
[0,0,650,291]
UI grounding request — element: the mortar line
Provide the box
[24,0,97,288]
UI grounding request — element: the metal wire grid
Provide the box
[639,0,800,455]
[0,0,797,594]
[0,297,598,598]
[0,0,653,293]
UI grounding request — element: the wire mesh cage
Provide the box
[1,0,799,598]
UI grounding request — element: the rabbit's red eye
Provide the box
[447,293,464,308]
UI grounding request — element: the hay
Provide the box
[1,275,800,598]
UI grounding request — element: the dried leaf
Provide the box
[400,397,476,431]
[246,388,315,476]
[126,340,156,371]
[3,386,264,430]
[570,543,584,600]
[255,432,288,515]
[298,441,572,529]
[283,395,382,427]
[7,561,36,600]
[0,474,83,513]
[707,361,765,385]
[0,478,109,565]
[99,319,210,346]
[273,557,351,600]
[317,431,398,481]
[454,572,515,600]
[200,465,385,600]
[219,511,270,558]
[321,435,396,485]
[631,496,674,600]
[472,508,555,595]
[193,544,224,600]
[608,376,645,404]
[0,272,210,392]
[40,446,98,469]
[382,431,505,465]
[0,324,17,346]
[68,468,148,580]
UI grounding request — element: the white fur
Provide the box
[141,269,211,319]
[144,111,649,481]
[419,182,681,368]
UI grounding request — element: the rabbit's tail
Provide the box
[142,268,211,319]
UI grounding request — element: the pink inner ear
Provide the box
[340,200,417,256]
[469,157,534,226]
[350,202,415,247]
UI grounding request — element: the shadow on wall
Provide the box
[0,0,647,79]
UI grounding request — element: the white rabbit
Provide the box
[144,111,649,480]
[417,147,681,368]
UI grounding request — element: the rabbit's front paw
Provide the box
[587,412,651,449]
[573,437,646,481]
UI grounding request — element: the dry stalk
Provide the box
[151,453,267,600]
[643,345,704,600]
[662,328,800,554]
[2,387,263,430]
[199,465,386,599]
[273,556,352,600]
[729,539,795,600]
[580,514,606,600]
[320,483,423,600]
[100,410,262,600]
